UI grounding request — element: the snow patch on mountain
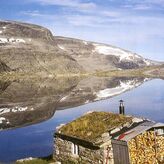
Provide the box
[83,41,88,45]
[0,37,25,44]
[0,26,7,35]
[143,59,151,66]
[92,43,153,66]
[60,95,69,101]
[93,44,139,61]
[58,45,65,50]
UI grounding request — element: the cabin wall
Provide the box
[128,130,164,164]
[54,137,104,163]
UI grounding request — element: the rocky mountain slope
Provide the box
[0,60,10,72]
[0,21,82,74]
[55,36,158,72]
[0,20,159,75]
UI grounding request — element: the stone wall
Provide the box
[54,137,114,164]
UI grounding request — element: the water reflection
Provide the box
[54,76,146,109]
[0,76,145,130]
[0,78,163,162]
[0,77,79,129]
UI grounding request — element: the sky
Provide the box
[0,0,164,61]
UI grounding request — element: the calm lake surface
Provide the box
[0,78,164,163]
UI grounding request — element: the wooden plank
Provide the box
[112,140,130,164]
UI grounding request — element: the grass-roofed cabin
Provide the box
[54,112,164,164]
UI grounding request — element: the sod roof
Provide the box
[58,111,132,143]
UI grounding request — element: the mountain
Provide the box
[0,20,159,75]
[55,36,158,72]
[0,21,82,75]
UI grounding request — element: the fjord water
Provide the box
[0,78,164,162]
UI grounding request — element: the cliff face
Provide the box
[0,21,54,42]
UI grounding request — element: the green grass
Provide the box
[94,65,164,78]
[16,155,55,164]
[1,65,164,84]
[59,112,132,142]
[16,155,56,164]
[0,65,164,82]
[16,157,82,164]
[16,159,51,164]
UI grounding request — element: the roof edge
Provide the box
[55,132,100,150]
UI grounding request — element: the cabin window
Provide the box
[156,128,164,136]
[71,143,79,155]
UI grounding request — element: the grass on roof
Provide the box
[59,111,132,142]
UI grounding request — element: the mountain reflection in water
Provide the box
[0,78,164,162]
[0,77,78,129]
[0,76,145,130]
